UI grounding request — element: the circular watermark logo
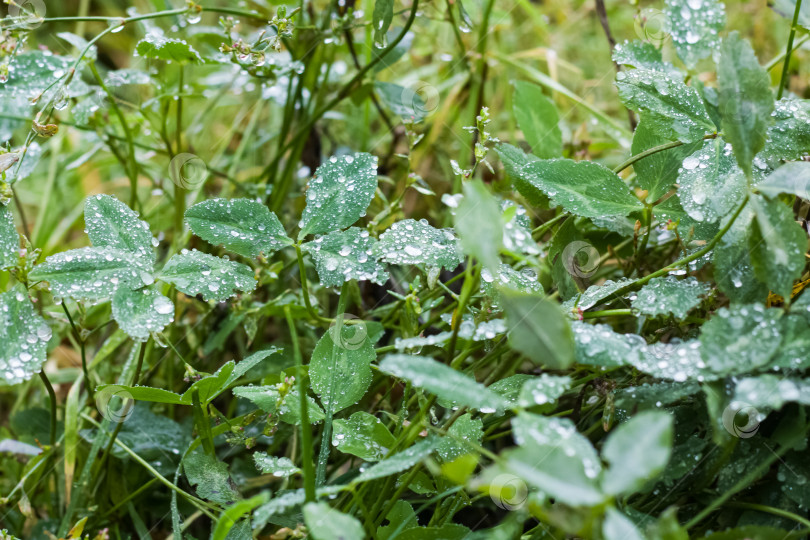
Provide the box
[722,401,760,438]
[169,153,207,189]
[562,241,600,278]
[328,314,369,351]
[488,474,528,511]
[8,0,46,29]
[634,8,668,47]
[400,81,440,120]
[95,384,135,423]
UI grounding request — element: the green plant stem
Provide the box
[613,133,718,175]
[778,0,804,100]
[39,371,57,446]
[446,259,478,364]
[191,388,215,456]
[174,65,185,237]
[588,194,749,310]
[582,309,634,319]
[61,303,92,400]
[767,34,810,70]
[316,281,351,486]
[284,305,316,502]
[265,0,420,210]
[725,502,810,529]
[295,243,332,324]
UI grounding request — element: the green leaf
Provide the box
[631,276,709,319]
[676,138,748,223]
[517,158,643,218]
[732,375,810,412]
[374,219,463,271]
[436,413,483,462]
[700,304,782,375]
[571,321,639,368]
[717,32,774,178]
[159,249,256,302]
[601,411,673,495]
[332,411,396,461]
[496,144,542,206]
[185,198,292,258]
[603,508,644,540]
[488,374,534,407]
[771,0,810,30]
[30,246,151,301]
[95,383,185,405]
[612,40,679,74]
[454,180,503,271]
[84,194,155,264]
[505,416,604,506]
[299,153,378,239]
[111,285,174,341]
[517,374,571,409]
[759,98,810,167]
[354,436,439,483]
[512,81,562,159]
[302,227,388,287]
[0,286,51,386]
[372,0,395,46]
[183,450,239,505]
[135,34,202,64]
[233,385,325,425]
[615,69,716,143]
[712,206,768,304]
[665,0,726,69]
[701,527,795,540]
[500,288,574,369]
[253,454,300,477]
[757,161,810,199]
[0,205,19,270]
[748,195,806,299]
[378,354,507,412]
[303,502,364,540]
[375,81,430,122]
[631,118,702,201]
[310,325,375,414]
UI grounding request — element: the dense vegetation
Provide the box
[2,0,810,538]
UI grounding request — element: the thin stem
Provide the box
[447,260,478,365]
[295,243,332,324]
[39,371,57,446]
[725,502,810,529]
[778,0,804,100]
[588,194,749,310]
[582,309,634,319]
[61,303,92,400]
[285,305,316,502]
[767,34,810,71]
[613,133,718,175]
[174,65,185,236]
[191,388,215,456]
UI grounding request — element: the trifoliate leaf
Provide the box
[676,138,748,223]
[665,0,726,69]
[84,194,155,264]
[302,227,388,287]
[310,325,374,414]
[756,161,810,199]
[185,198,292,258]
[135,34,202,64]
[631,118,703,202]
[0,205,19,270]
[748,195,807,299]
[615,69,716,143]
[517,158,643,218]
[601,411,673,495]
[717,32,774,178]
[303,503,364,540]
[517,374,571,408]
[0,286,51,386]
[111,285,174,341]
[159,249,256,302]
[500,288,574,369]
[30,246,151,301]
[299,153,378,239]
[632,276,709,319]
[512,81,562,159]
[454,180,502,271]
[253,454,300,478]
[374,219,463,271]
[332,411,396,461]
[700,304,782,375]
[379,355,507,412]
